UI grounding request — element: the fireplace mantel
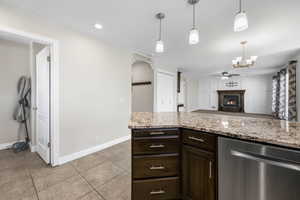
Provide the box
[217,90,245,112]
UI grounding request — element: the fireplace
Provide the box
[217,90,245,112]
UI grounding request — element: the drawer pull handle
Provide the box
[150,190,165,195]
[150,166,165,170]
[188,136,205,143]
[149,144,165,148]
[149,132,165,136]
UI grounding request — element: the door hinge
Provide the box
[48,142,51,148]
[47,56,51,62]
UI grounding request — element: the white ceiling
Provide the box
[2,0,300,76]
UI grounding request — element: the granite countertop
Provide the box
[129,112,300,150]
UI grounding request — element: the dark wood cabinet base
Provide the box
[131,128,217,200]
[133,177,180,200]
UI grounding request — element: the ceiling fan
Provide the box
[220,72,240,80]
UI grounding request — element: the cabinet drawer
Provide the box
[132,128,179,138]
[182,129,216,152]
[133,154,179,179]
[133,136,179,155]
[133,177,180,200]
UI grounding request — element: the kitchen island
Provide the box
[128,112,300,200]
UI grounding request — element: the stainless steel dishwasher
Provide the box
[218,137,300,200]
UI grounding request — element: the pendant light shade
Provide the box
[155,13,165,53]
[188,0,200,45]
[234,11,248,32]
[189,28,199,45]
[234,0,248,32]
[155,40,164,53]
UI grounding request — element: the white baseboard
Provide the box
[0,142,15,150]
[30,143,37,152]
[188,109,200,112]
[59,135,131,165]
[0,140,28,150]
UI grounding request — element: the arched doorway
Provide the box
[131,56,154,112]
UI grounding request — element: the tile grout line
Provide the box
[27,168,41,200]
[71,163,108,200]
[24,151,40,200]
[28,163,78,192]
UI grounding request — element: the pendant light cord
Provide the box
[239,0,242,12]
[242,43,246,60]
[159,18,162,40]
[193,4,196,29]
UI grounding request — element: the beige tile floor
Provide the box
[0,140,131,200]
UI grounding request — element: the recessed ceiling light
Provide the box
[94,23,103,29]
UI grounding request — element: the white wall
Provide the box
[132,61,153,112]
[177,78,186,105]
[0,39,30,144]
[243,75,273,114]
[0,5,132,157]
[185,78,199,112]
[198,74,274,114]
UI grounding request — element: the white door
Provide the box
[156,72,175,112]
[36,47,50,164]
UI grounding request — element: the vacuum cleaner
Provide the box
[12,76,31,153]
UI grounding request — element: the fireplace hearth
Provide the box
[217,90,245,112]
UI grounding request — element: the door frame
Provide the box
[153,68,177,112]
[0,25,60,166]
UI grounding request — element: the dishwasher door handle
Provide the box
[231,150,300,172]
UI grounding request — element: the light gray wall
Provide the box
[197,74,274,114]
[185,78,199,112]
[243,75,273,114]
[132,61,153,112]
[0,38,30,144]
[0,4,132,156]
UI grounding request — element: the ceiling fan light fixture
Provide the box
[189,28,199,45]
[221,76,229,80]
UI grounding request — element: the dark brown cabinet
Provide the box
[182,145,216,200]
[131,128,217,200]
[131,128,181,200]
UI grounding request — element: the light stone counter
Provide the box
[129,112,300,150]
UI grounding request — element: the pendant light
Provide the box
[234,0,248,32]
[155,13,165,53]
[188,0,200,45]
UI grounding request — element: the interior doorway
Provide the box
[131,54,154,112]
[35,46,51,163]
[155,69,177,112]
[0,26,59,166]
